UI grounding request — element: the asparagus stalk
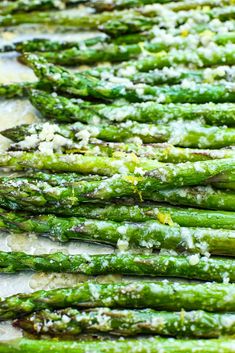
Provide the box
[1,207,235,255]
[1,180,235,229]
[1,5,234,28]
[24,171,105,185]
[1,281,235,321]
[30,43,145,65]
[167,0,231,11]
[14,308,235,338]
[0,0,82,15]
[99,7,235,36]
[3,120,235,148]
[32,43,146,65]
[1,35,107,53]
[0,151,168,176]
[1,151,235,186]
[1,337,235,353]
[0,250,233,281]
[35,201,235,229]
[8,135,235,165]
[29,89,235,126]
[113,20,235,45]
[149,186,235,210]
[90,0,178,11]
[27,167,223,192]
[0,169,235,221]
[25,54,235,103]
[0,175,234,210]
[0,82,38,98]
[91,0,229,12]
[0,8,128,28]
[113,44,235,73]
[126,66,235,86]
[30,33,235,66]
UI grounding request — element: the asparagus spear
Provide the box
[0,151,170,176]
[167,0,231,11]
[0,175,234,210]
[3,120,235,148]
[149,186,235,210]
[1,179,235,228]
[1,35,107,53]
[2,172,235,229]
[90,0,178,11]
[0,8,129,28]
[29,89,235,126]
[0,168,235,222]
[32,43,146,65]
[0,250,233,281]
[127,66,235,86]
[99,7,235,36]
[0,82,38,98]
[5,192,235,229]
[1,281,235,320]
[0,0,82,15]
[1,206,235,255]
[32,33,235,66]
[24,171,105,185]
[0,166,235,211]
[1,5,234,28]
[1,337,235,353]
[14,308,235,338]
[8,135,235,165]
[25,54,235,103]
[113,44,235,73]
[114,20,235,45]
[91,0,229,12]
[1,151,235,186]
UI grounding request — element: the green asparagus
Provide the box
[148,186,235,210]
[1,5,234,28]
[8,138,235,165]
[1,208,235,255]
[0,171,234,209]
[1,281,235,320]
[31,33,235,66]
[24,171,105,185]
[0,250,233,281]
[3,120,235,148]
[1,152,235,186]
[113,44,235,72]
[99,7,235,36]
[3,66,235,100]
[29,89,235,126]
[0,8,129,28]
[1,182,235,228]
[91,0,229,12]
[30,43,144,65]
[112,21,235,45]
[0,151,168,176]
[0,82,38,98]
[4,28,235,55]
[1,337,235,353]
[14,308,235,337]
[90,0,179,11]
[0,0,82,15]
[167,0,231,11]
[25,54,235,103]
[124,66,235,85]
[1,35,107,53]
